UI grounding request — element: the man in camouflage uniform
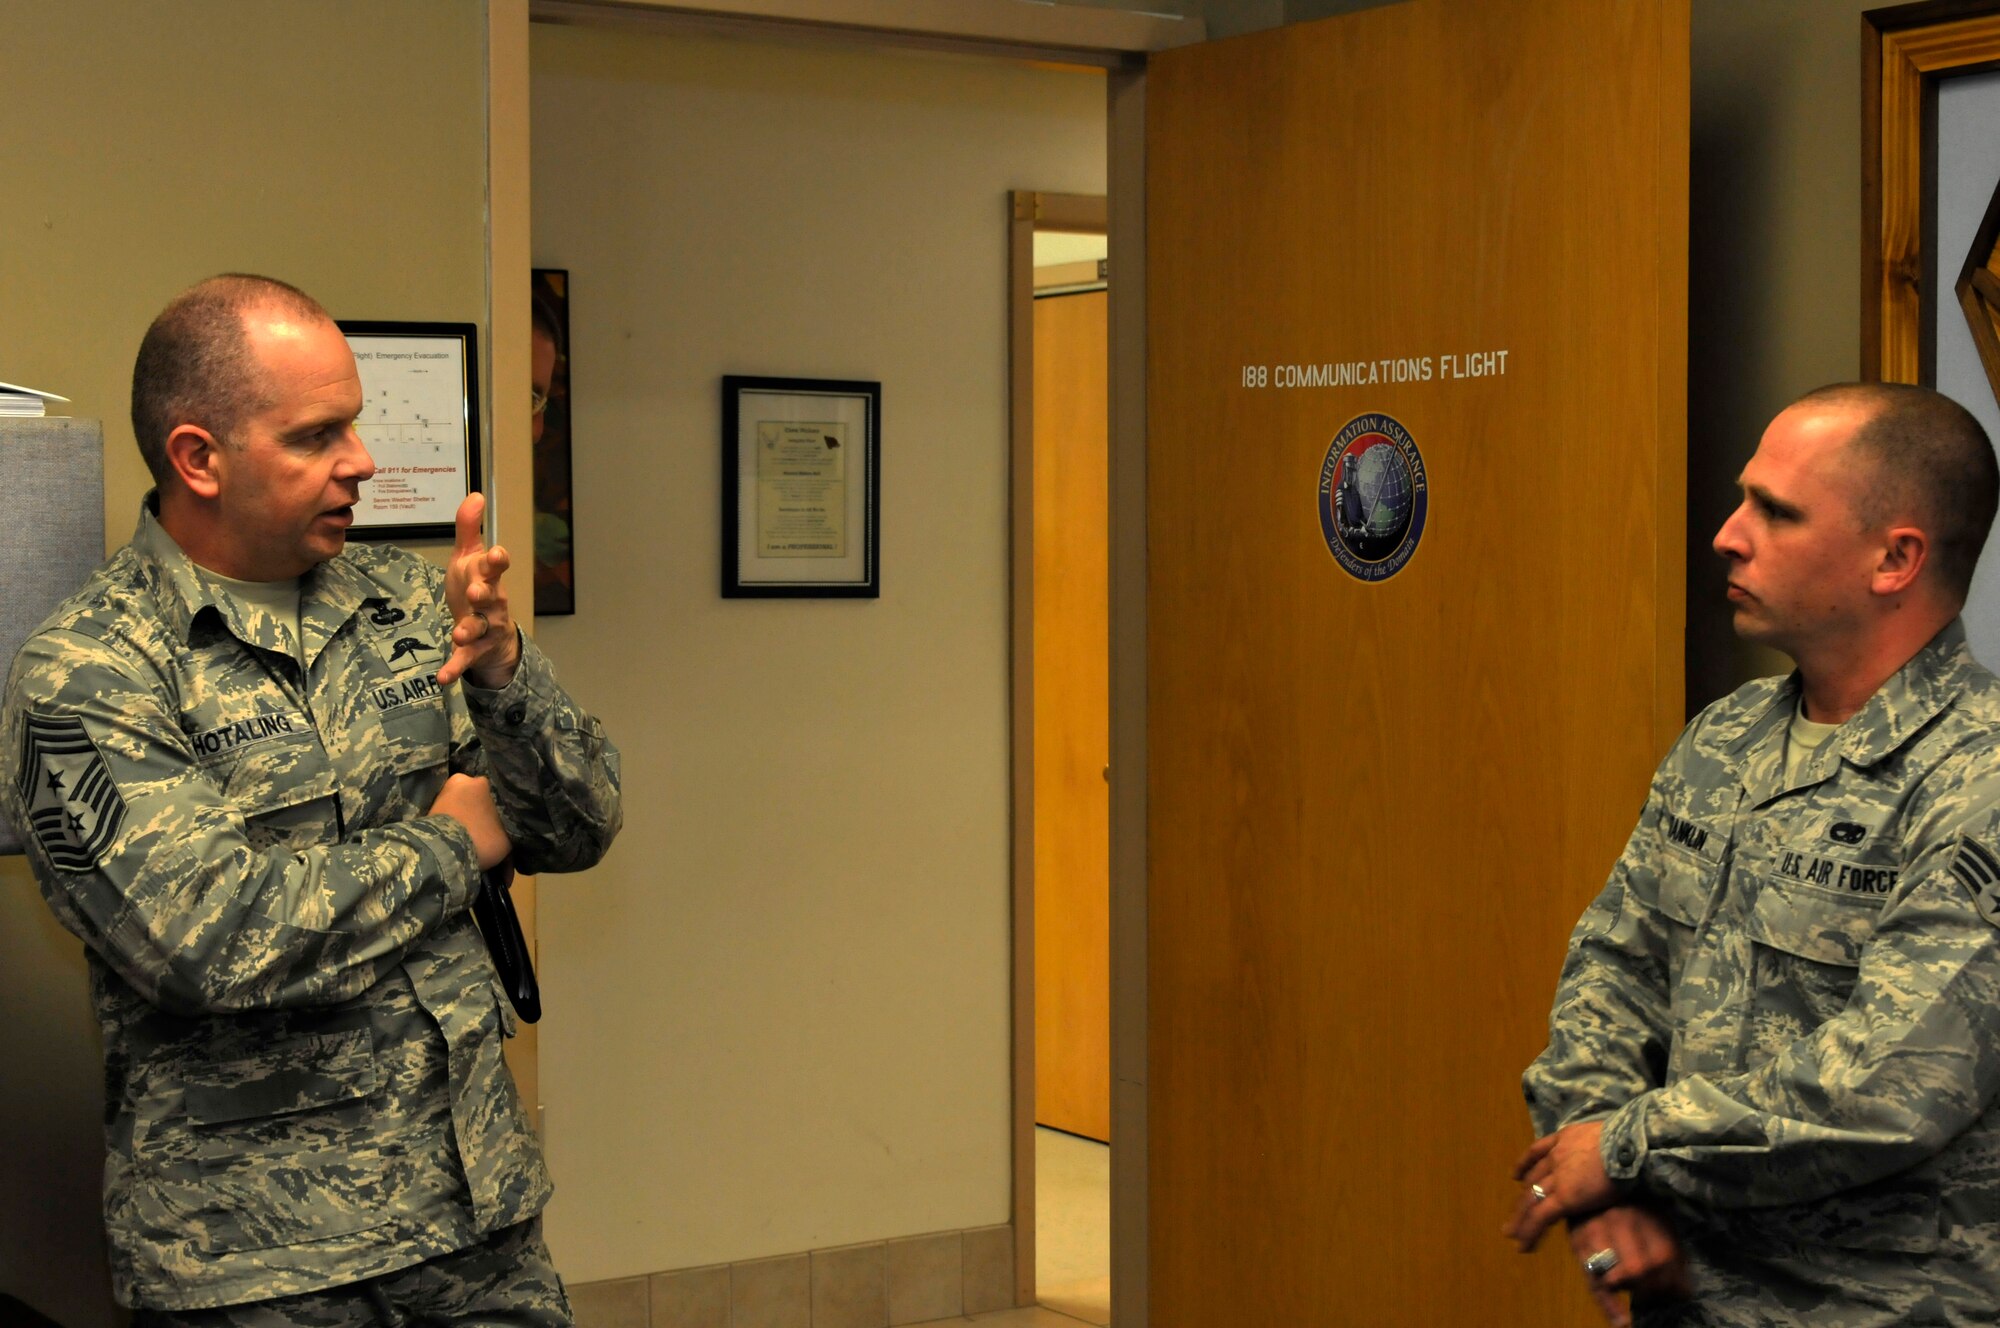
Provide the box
[1507,383,2000,1327]
[0,275,622,1323]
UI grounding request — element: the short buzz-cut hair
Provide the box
[129,274,332,484]
[1795,381,1999,600]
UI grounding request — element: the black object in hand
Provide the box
[473,859,542,1024]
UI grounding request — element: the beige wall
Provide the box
[1685,0,1879,708]
[528,23,1104,1281]
[0,3,490,1322]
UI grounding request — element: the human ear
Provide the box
[163,424,224,500]
[1873,525,1928,597]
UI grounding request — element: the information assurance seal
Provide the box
[1317,412,1428,582]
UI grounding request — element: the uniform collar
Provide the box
[1712,619,1973,783]
[132,496,379,658]
[1833,618,1975,769]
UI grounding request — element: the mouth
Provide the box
[319,505,355,528]
[1726,581,1752,603]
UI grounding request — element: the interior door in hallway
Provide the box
[1034,287,1111,1144]
[1144,1,1688,1323]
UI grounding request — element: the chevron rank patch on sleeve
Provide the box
[1950,836,2000,927]
[14,711,126,872]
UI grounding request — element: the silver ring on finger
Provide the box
[1530,1183,1549,1202]
[1583,1247,1619,1277]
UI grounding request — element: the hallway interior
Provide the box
[1034,1126,1110,1326]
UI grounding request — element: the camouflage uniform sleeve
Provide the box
[459,629,622,875]
[1597,763,2000,1209]
[1521,769,1681,1137]
[1,629,484,1017]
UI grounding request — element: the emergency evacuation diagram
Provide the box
[341,328,476,525]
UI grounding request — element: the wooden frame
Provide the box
[1955,178,2000,394]
[1863,0,2000,381]
[1103,69,1150,1327]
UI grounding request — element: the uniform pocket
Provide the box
[179,1028,392,1253]
[1744,877,1884,1053]
[1748,877,1884,967]
[205,728,339,854]
[1655,846,1718,980]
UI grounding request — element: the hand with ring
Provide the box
[1565,1205,1691,1327]
[1505,1121,1618,1251]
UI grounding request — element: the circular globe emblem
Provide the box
[1317,413,1429,582]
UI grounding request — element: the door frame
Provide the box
[1105,70,1149,1326]
[1006,187,1116,1307]
[498,4,1156,1320]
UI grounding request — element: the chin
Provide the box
[1730,613,1775,646]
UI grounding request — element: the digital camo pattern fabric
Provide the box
[0,504,622,1311]
[130,1217,571,1327]
[1524,621,2000,1327]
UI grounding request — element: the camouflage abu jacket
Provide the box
[1524,621,2000,1326]
[0,504,621,1310]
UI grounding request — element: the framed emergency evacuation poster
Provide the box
[339,320,482,540]
[722,375,881,598]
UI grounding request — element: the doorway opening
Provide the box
[1010,190,1111,1325]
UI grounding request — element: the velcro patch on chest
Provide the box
[371,671,444,716]
[1950,838,2000,928]
[1659,808,1726,863]
[1773,846,1901,898]
[364,603,445,678]
[185,710,310,760]
[14,712,126,871]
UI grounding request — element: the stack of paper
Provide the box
[0,382,70,417]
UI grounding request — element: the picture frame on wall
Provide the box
[532,269,576,615]
[722,375,881,598]
[338,320,481,540]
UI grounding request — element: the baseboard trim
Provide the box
[567,1221,1017,1327]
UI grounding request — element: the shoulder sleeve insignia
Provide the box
[1949,837,2000,928]
[13,712,127,872]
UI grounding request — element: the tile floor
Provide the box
[893,1127,1112,1328]
[1028,1127,1109,1327]
[904,1308,1098,1326]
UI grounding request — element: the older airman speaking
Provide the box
[1,275,621,1323]
[1508,383,2000,1327]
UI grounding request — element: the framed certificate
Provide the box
[722,375,881,598]
[339,320,482,539]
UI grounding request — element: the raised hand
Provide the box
[436,493,522,689]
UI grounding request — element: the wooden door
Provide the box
[1034,289,1111,1143]
[1145,2,1688,1323]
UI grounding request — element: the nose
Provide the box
[1713,501,1748,563]
[336,425,377,483]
